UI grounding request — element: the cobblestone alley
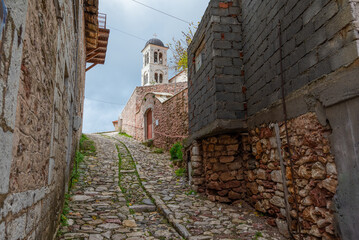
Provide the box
[57,133,285,240]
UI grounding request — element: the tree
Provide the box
[168,23,198,73]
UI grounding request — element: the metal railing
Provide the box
[98,13,107,29]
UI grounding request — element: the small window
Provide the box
[154,52,158,63]
[144,73,148,84]
[195,39,205,72]
[159,53,163,64]
[155,73,158,82]
[159,74,163,83]
[147,53,150,65]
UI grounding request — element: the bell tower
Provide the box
[141,38,169,86]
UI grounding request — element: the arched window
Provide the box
[154,52,158,63]
[144,73,148,84]
[159,74,163,83]
[159,53,163,64]
[147,52,150,65]
[155,73,158,83]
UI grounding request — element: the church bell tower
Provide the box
[141,38,169,86]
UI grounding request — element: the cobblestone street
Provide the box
[58,133,285,240]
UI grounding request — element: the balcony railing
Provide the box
[98,13,107,29]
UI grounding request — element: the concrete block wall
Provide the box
[188,0,246,136]
[0,0,86,239]
[242,0,359,116]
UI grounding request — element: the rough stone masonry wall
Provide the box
[153,89,189,150]
[201,135,245,203]
[190,112,338,239]
[132,88,189,150]
[0,0,86,239]
[244,112,338,239]
[121,82,187,140]
[188,0,245,136]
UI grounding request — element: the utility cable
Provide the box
[107,26,147,42]
[129,0,191,24]
[85,97,126,106]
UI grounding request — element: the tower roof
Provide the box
[145,38,165,48]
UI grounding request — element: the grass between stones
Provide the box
[118,131,133,138]
[57,134,96,237]
[115,141,154,211]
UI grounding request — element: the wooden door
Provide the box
[146,109,153,139]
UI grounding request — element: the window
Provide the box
[154,52,158,63]
[159,74,163,83]
[195,39,205,72]
[145,52,149,65]
[159,53,163,64]
[155,73,158,83]
[144,73,148,84]
[147,52,150,65]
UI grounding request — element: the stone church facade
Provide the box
[0,0,108,239]
[120,38,189,150]
[187,0,359,239]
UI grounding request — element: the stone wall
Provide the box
[188,0,359,238]
[121,84,188,150]
[152,89,188,150]
[0,0,86,239]
[121,82,187,140]
[190,112,338,239]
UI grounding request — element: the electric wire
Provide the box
[85,97,126,106]
[129,0,191,24]
[107,26,147,42]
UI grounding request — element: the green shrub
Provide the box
[175,168,186,177]
[170,142,183,161]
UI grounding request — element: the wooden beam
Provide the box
[86,47,99,57]
[86,52,100,62]
[86,63,98,72]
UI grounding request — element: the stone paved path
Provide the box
[57,134,180,240]
[58,133,285,240]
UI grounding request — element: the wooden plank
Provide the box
[86,63,98,72]
[86,51,100,62]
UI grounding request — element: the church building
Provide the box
[119,38,188,150]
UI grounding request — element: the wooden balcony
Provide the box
[85,2,110,72]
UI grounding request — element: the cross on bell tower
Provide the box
[141,37,169,86]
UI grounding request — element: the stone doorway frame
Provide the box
[144,108,154,140]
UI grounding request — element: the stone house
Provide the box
[120,38,189,150]
[187,0,359,239]
[0,0,109,239]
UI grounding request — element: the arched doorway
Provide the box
[146,109,153,140]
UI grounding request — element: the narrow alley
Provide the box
[57,133,284,240]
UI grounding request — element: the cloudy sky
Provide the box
[82,0,209,133]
